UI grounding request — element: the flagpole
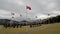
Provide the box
[10,12,15,27]
[47,14,50,24]
[26,6,28,26]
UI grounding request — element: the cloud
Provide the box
[47,2,57,10]
[0,0,60,21]
[0,9,20,19]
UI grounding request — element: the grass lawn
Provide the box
[0,23,60,34]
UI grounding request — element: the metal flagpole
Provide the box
[10,12,15,27]
[47,14,50,24]
[26,5,28,26]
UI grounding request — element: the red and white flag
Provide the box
[26,5,31,10]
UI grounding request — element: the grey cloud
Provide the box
[0,0,60,21]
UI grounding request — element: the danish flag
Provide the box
[26,5,31,10]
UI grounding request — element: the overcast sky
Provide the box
[0,0,60,21]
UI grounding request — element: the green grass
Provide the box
[27,23,60,34]
[0,23,60,34]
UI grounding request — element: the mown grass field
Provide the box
[0,23,60,34]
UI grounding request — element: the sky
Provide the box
[0,0,60,21]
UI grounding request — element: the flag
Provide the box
[26,5,31,10]
[12,16,14,18]
[11,12,15,15]
[20,14,22,17]
[35,16,38,18]
[48,14,50,16]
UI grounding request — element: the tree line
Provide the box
[41,15,60,24]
